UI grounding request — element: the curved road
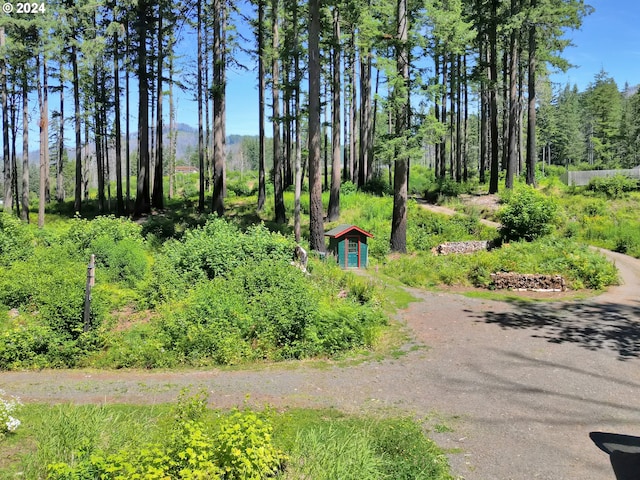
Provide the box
[1,210,639,479]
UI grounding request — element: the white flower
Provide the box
[6,416,20,432]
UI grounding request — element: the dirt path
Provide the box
[2,204,639,479]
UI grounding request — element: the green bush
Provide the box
[587,175,638,198]
[341,180,357,195]
[91,237,149,287]
[64,215,143,252]
[498,186,558,241]
[153,217,295,292]
[46,392,285,480]
[0,212,34,266]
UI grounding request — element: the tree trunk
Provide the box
[390,0,409,253]
[212,0,225,216]
[197,0,205,211]
[308,0,324,252]
[272,0,286,223]
[134,0,151,216]
[1,27,12,214]
[327,6,341,222]
[293,0,302,242]
[488,0,500,194]
[358,52,372,186]
[526,1,537,186]
[125,23,131,212]
[152,11,164,210]
[21,75,29,222]
[57,68,65,202]
[38,55,49,227]
[506,0,519,189]
[114,32,124,214]
[71,44,82,213]
[169,55,176,199]
[257,0,266,211]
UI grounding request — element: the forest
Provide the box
[4,0,640,251]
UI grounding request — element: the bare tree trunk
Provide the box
[57,68,65,202]
[134,0,151,216]
[197,0,205,211]
[169,55,176,199]
[488,0,500,194]
[21,76,29,222]
[293,0,302,241]
[272,0,286,223]
[308,0,324,252]
[114,32,124,214]
[152,11,164,209]
[257,0,267,211]
[358,52,372,186]
[212,0,226,216]
[38,55,47,227]
[125,23,131,212]
[349,32,357,184]
[506,0,519,189]
[390,0,409,253]
[327,5,341,222]
[72,44,82,213]
[1,27,12,214]
[526,0,537,186]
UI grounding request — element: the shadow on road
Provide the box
[471,300,640,361]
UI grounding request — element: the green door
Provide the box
[347,237,359,268]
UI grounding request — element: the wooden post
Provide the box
[83,254,95,332]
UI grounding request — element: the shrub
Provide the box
[0,212,34,266]
[587,175,638,198]
[213,408,286,480]
[498,186,558,241]
[90,237,149,287]
[64,215,143,252]
[341,180,357,195]
[46,392,285,480]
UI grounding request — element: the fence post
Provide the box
[83,254,95,332]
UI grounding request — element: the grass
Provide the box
[0,402,454,480]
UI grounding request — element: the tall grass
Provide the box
[1,403,454,480]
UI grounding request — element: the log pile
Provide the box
[490,272,566,291]
[433,240,491,255]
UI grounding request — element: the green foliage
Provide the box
[0,213,34,266]
[213,408,286,480]
[498,186,558,241]
[227,179,258,197]
[283,414,453,480]
[64,215,143,252]
[587,175,638,198]
[341,180,357,195]
[45,392,285,480]
[148,217,295,305]
[382,237,618,290]
[361,174,392,196]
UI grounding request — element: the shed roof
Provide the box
[324,224,374,239]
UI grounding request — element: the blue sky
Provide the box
[549,0,640,91]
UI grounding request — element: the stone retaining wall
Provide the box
[433,240,492,255]
[490,272,566,291]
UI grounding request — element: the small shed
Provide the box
[325,224,374,269]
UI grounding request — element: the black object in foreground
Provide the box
[590,432,640,480]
